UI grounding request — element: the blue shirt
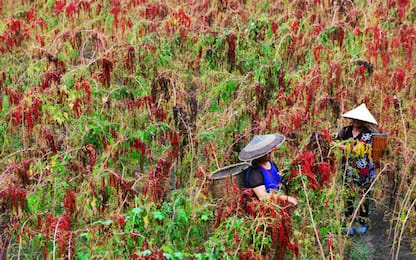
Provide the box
[245,161,282,192]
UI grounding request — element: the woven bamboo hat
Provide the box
[238,133,286,161]
[342,103,378,125]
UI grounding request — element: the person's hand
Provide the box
[287,196,298,206]
[273,194,298,207]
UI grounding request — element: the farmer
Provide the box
[239,133,298,206]
[335,103,377,235]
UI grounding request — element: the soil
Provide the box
[347,202,415,260]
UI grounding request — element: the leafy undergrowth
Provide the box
[0,0,415,259]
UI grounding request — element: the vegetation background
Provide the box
[0,0,415,259]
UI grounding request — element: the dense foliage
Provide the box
[0,0,415,259]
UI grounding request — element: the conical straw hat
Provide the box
[342,103,378,125]
[238,133,285,161]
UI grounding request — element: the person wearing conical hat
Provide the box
[239,133,297,205]
[335,103,377,235]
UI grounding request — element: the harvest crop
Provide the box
[0,0,415,259]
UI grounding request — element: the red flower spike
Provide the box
[53,0,65,14]
[63,189,76,216]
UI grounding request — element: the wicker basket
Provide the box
[372,133,388,161]
[209,162,250,200]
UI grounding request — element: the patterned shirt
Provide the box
[337,125,375,184]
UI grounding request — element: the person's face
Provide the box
[265,152,272,161]
[352,119,364,129]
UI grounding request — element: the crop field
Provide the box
[0,0,415,259]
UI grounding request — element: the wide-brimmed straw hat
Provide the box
[342,103,378,125]
[238,133,286,161]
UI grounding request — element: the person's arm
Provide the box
[275,194,298,206]
[252,185,298,206]
[252,185,270,201]
[332,126,350,149]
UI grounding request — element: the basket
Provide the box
[209,162,250,200]
[372,133,388,161]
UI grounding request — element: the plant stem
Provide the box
[53,217,61,260]
[301,176,326,259]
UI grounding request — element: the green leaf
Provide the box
[320,227,329,237]
[132,207,143,215]
[140,249,152,256]
[161,245,174,254]
[176,208,188,223]
[174,252,185,259]
[27,194,38,212]
[79,232,90,241]
[153,211,165,221]
[93,219,113,225]
[76,251,91,260]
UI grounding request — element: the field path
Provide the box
[349,203,415,259]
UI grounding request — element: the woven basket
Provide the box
[209,162,250,200]
[372,133,388,161]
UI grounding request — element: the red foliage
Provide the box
[227,33,237,69]
[238,246,262,259]
[145,3,168,20]
[142,158,172,203]
[0,18,27,53]
[313,44,323,64]
[110,0,121,24]
[84,144,97,172]
[165,8,191,36]
[173,8,191,28]
[10,105,23,126]
[125,45,135,72]
[291,151,321,190]
[6,158,35,187]
[42,213,73,258]
[65,2,78,18]
[392,68,405,91]
[276,209,299,259]
[25,96,43,136]
[101,58,113,87]
[354,26,362,36]
[353,65,366,88]
[131,137,146,156]
[73,97,83,118]
[397,0,410,20]
[168,131,179,159]
[76,82,91,102]
[400,24,415,69]
[112,213,126,228]
[202,142,218,166]
[63,188,76,216]
[25,7,36,22]
[291,20,299,33]
[44,127,57,153]
[151,107,167,121]
[365,26,388,66]
[5,88,22,106]
[36,18,48,30]
[40,70,62,89]
[108,171,133,204]
[0,185,26,214]
[52,0,66,14]
[317,162,333,185]
[25,109,33,134]
[270,19,278,34]
[291,112,303,130]
[135,95,152,110]
[215,204,223,228]
[78,0,91,14]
